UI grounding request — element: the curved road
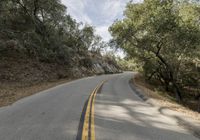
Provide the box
[0,72,199,140]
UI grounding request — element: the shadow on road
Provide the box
[94,75,199,140]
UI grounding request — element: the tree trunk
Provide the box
[198,98,200,113]
[196,94,200,112]
[153,50,183,102]
[148,71,156,80]
[173,82,182,103]
[165,84,169,92]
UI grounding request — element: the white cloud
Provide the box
[96,26,111,42]
[102,0,126,19]
[97,0,131,41]
[61,0,143,41]
[62,0,92,24]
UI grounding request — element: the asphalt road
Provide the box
[0,72,199,140]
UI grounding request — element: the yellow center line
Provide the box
[91,92,96,140]
[91,81,105,140]
[82,86,98,140]
[81,81,106,140]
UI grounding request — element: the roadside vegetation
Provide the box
[0,0,120,106]
[110,0,200,112]
[0,0,108,65]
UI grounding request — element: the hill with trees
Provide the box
[0,0,120,81]
[0,0,121,106]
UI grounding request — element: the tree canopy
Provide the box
[110,0,200,102]
[0,0,105,64]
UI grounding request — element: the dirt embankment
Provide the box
[0,52,121,107]
[132,73,200,121]
[0,54,74,107]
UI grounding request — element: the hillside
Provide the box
[0,0,122,106]
[0,49,121,106]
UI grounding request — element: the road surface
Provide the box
[0,72,199,140]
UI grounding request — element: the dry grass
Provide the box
[0,79,72,107]
[0,55,76,107]
[133,73,200,121]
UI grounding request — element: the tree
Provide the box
[109,0,200,102]
[0,0,109,68]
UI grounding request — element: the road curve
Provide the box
[0,72,199,140]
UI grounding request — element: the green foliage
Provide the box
[0,0,104,65]
[117,58,142,72]
[110,0,200,102]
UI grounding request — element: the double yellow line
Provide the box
[81,81,105,140]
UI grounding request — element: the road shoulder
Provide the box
[129,74,200,139]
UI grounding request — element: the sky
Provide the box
[61,0,143,42]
